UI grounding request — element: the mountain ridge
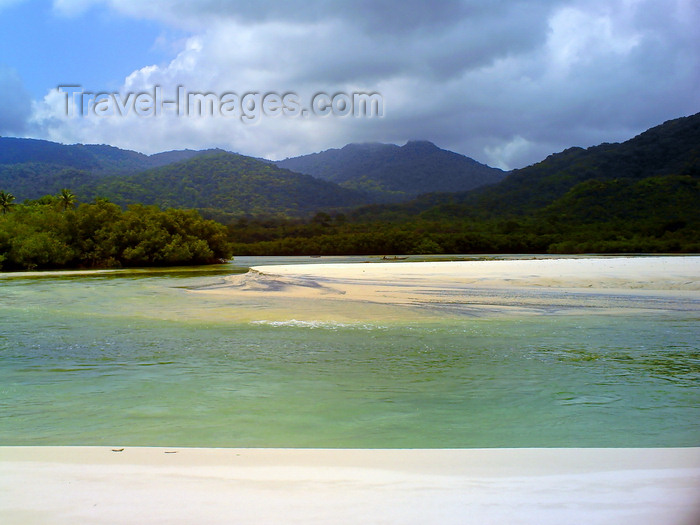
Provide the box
[0,137,508,215]
[78,151,371,220]
[2,112,698,231]
[275,140,506,200]
[0,136,216,173]
[349,112,700,222]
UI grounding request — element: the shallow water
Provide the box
[1,257,699,447]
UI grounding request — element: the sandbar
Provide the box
[252,256,700,290]
[194,256,700,317]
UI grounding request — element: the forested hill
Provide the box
[222,112,698,255]
[82,151,370,220]
[2,111,698,251]
[0,137,211,173]
[352,112,700,222]
[453,112,699,217]
[0,137,218,200]
[276,140,505,201]
[0,138,508,213]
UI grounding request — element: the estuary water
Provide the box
[1,256,698,448]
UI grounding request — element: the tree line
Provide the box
[0,190,231,271]
[2,173,697,272]
[222,172,699,256]
[225,206,700,256]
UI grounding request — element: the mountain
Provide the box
[461,112,700,217]
[540,175,699,226]
[0,137,216,200]
[147,149,223,168]
[3,112,698,232]
[228,113,700,255]
[276,140,506,201]
[352,112,700,222]
[82,151,369,220]
[0,138,374,218]
[0,137,507,217]
[0,137,145,172]
[0,137,212,173]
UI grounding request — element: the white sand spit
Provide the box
[251,256,700,291]
[192,256,700,318]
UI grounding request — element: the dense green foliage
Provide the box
[82,152,370,219]
[0,193,232,271]
[0,137,208,173]
[228,146,700,256]
[226,197,699,256]
[228,112,695,255]
[276,140,505,200]
[0,163,104,201]
[0,138,214,200]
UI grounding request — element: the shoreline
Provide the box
[2,447,699,524]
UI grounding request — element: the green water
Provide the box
[1,258,699,447]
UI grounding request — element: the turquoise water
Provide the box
[1,258,699,447]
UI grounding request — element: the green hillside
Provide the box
[425,112,700,219]
[0,137,214,200]
[276,140,505,201]
[82,151,370,220]
[0,137,146,171]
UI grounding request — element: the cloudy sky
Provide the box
[1,0,698,169]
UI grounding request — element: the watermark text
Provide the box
[57,85,383,123]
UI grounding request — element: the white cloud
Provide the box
[484,136,534,171]
[547,7,641,73]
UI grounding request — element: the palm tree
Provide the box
[0,190,15,214]
[58,188,76,211]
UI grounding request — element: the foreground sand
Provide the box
[1,447,699,525]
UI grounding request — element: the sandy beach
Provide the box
[193,256,700,318]
[247,256,700,292]
[1,446,699,525]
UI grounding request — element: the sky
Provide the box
[1,0,698,169]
